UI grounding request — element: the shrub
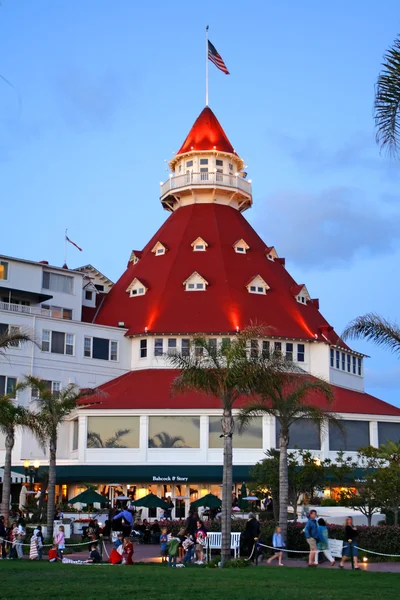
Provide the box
[223,558,251,568]
[320,498,338,507]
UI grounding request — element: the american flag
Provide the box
[66,235,82,251]
[208,40,230,75]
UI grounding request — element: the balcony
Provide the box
[0,301,67,319]
[160,171,252,200]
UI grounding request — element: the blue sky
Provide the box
[1,0,399,405]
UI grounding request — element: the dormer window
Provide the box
[151,241,167,256]
[129,250,142,264]
[183,271,209,292]
[291,284,310,304]
[126,278,148,298]
[191,237,208,252]
[246,275,270,295]
[233,239,250,254]
[265,246,278,261]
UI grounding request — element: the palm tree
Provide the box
[167,325,268,565]
[375,35,400,156]
[24,376,88,539]
[342,313,400,355]
[238,364,336,543]
[87,428,131,448]
[148,432,185,448]
[0,384,42,524]
[0,327,35,356]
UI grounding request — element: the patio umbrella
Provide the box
[69,489,109,505]
[239,483,248,510]
[131,493,169,509]
[191,493,221,509]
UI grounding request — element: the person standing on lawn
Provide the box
[304,510,319,567]
[267,525,285,566]
[339,516,359,570]
[123,537,134,565]
[160,527,168,563]
[242,513,261,558]
[194,520,207,564]
[315,518,335,566]
[167,535,180,568]
[55,525,65,559]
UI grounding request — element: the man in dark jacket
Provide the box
[242,513,261,558]
[304,509,319,567]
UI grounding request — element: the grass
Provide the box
[1,563,400,600]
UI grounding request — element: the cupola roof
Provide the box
[175,106,238,157]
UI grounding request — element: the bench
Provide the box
[206,532,241,561]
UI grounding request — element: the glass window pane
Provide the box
[92,337,109,360]
[378,422,400,445]
[149,416,200,448]
[276,418,321,450]
[110,341,118,361]
[84,337,92,357]
[51,331,65,354]
[209,416,262,448]
[63,309,72,320]
[154,338,163,356]
[181,339,190,356]
[65,334,74,355]
[140,339,147,358]
[0,261,9,280]
[72,420,79,450]
[6,377,17,396]
[87,416,140,448]
[329,420,370,451]
[0,376,5,396]
[297,344,305,362]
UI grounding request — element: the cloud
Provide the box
[54,68,130,131]
[275,132,399,178]
[259,187,400,269]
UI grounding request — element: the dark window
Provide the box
[347,355,351,372]
[286,343,293,361]
[257,287,264,293]
[336,350,340,369]
[358,358,362,376]
[92,337,109,360]
[378,422,400,446]
[330,348,334,367]
[95,284,104,292]
[250,339,258,358]
[329,420,370,451]
[297,344,305,362]
[216,159,223,166]
[186,160,193,167]
[168,338,177,355]
[0,323,8,336]
[85,290,93,301]
[262,341,270,358]
[341,353,345,370]
[51,331,65,354]
[208,338,217,354]
[140,339,147,358]
[276,419,320,450]
[181,339,190,357]
[250,286,256,292]
[274,342,282,354]
[0,376,17,396]
[154,338,163,356]
[200,158,208,165]
[352,356,356,374]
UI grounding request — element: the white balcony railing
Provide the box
[160,172,252,198]
[0,301,51,317]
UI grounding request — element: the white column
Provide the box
[200,415,209,463]
[78,414,87,463]
[370,421,379,448]
[263,415,273,451]
[140,415,149,463]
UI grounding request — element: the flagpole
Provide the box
[205,25,209,106]
[64,228,68,266]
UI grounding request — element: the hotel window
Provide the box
[181,338,190,357]
[0,261,9,280]
[0,375,17,397]
[85,290,93,301]
[186,160,193,167]
[130,287,145,296]
[156,247,165,255]
[221,338,231,351]
[262,340,270,358]
[336,350,340,369]
[297,344,305,362]
[276,418,321,450]
[229,163,233,171]
[41,305,73,320]
[95,284,104,291]
[154,338,163,357]
[200,167,208,180]
[195,340,203,358]
[378,422,400,446]
[341,352,345,370]
[31,380,61,400]
[347,355,351,372]
[274,341,282,354]
[42,330,74,355]
[208,338,217,354]
[330,348,334,367]
[168,338,177,355]
[286,343,293,361]
[216,159,223,167]
[200,158,208,165]
[358,358,362,376]
[250,339,258,358]
[329,420,369,451]
[149,416,200,448]
[87,416,140,448]
[0,324,21,348]
[84,337,118,361]
[209,416,262,448]
[140,339,147,358]
[216,168,223,181]
[42,271,73,294]
[352,356,356,374]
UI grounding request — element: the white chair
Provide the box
[206,532,241,561]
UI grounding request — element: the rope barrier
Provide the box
[1,537,102,549]
[354,546,400,558]
[258,542,309,554]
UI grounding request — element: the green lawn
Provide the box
[1,563,400,600]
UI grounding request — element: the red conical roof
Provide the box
[175,107,238,156]
[92,203,345,345]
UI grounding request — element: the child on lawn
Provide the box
[182,533,195,564]
[267,526,285,566]
[167,535,180,568]
[160,528,168,563]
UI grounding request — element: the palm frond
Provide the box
[342,313,400,354]
[375,36,400,156]
[0,328,36,355]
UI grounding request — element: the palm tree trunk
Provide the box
[47,438,57,540]
[0,426,15,525]
[279,428,289,544]
[221,407,233,566]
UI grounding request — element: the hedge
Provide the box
[164,519,400,561]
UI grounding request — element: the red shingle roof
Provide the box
[93,203,344,345]
[176,107,238,156]
[80,369,400,416]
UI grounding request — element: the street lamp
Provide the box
[23,460,40,489]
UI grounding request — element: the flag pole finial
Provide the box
[205,25,209,106]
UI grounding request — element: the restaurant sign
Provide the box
[152,475,189,482]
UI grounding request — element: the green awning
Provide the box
[11,464,252,484]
